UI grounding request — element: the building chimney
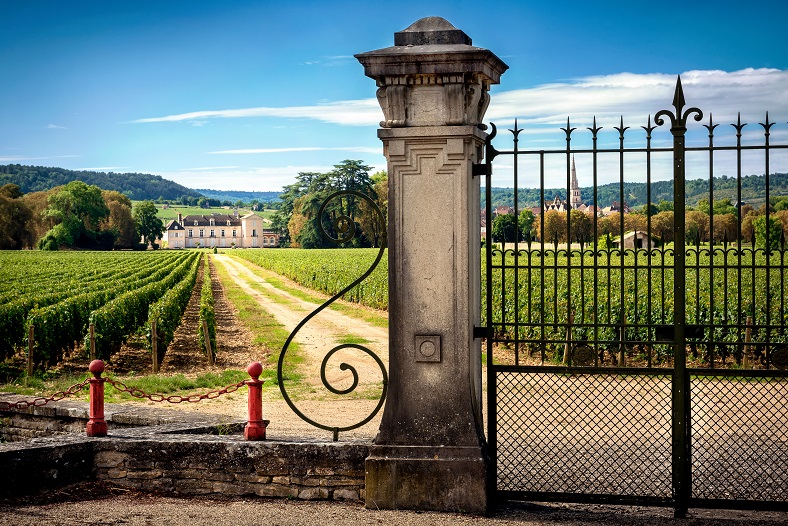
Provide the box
[177,213,183,224]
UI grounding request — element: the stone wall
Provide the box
[94,437,367,500]
[0,400,368,501]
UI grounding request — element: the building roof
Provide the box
[181,214,242,227]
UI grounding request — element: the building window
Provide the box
[199,229,204,237]
[221,229,225,237]
[252,229,257,237]
[188,229,193,238]
[232,229,237,237]
[193,221,198,226]
[210,229,215,237]
[209,219,215,226]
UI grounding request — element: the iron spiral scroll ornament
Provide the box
[277,190,388,441]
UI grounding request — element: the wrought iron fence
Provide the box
[480,77,788,514]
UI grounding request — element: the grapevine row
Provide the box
[147,253,202,363]
[0,252,190,360]
[198,256,217,360]
[230,248,388,310]
[89,252,199,359]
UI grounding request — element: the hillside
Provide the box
[195,188,281,203]
[0,164,202,201]
[483,173,788,210]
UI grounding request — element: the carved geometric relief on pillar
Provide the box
[415,335,441,363]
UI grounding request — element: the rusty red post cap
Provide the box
[89,359,105,377]
[247,361,263,379]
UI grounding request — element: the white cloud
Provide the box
[0,155,80,162]
[208,146,381,155]
[129,69,786,135]
[179,166,242,171]
[46,123,66,129]
[486,68,788,130]
[131,99,383,127]
[75,166,129,171]
[153,162,388,192]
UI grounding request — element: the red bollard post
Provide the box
[86,359,108,437]
[244,361,267,440]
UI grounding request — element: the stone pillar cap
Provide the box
[394,16,472,46]
[355,17,508,83]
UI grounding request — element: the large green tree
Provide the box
[492,213,518,244]
[102,190,136,248]
[518,209,535,241]
[38,180,113,250]
[133,200,164,247]
[0,184,34,249]
[273,160,377,249]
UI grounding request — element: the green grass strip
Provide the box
[228,254,388,329]
[213,258,304,390]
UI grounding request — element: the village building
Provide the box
[162,211,279,249]
[544,156,586,213]
[609,230,657,250]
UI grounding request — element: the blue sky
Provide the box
[2,0,787,192]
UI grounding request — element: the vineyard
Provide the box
[486,243,788,368]
[3,244,786,371]
[0,250,203,369]
[233,245,787,369]
[229,248,388,310]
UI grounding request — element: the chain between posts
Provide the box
[0,377,92,411]
[104,378,247,404]
[1,376,250,409]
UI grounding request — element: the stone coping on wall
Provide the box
[0,398,369,502]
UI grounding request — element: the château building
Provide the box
[162,211,279,249]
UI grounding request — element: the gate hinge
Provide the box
[472,163,491,178]
[473,326,488,339]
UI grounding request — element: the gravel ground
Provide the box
[1,482,787,526]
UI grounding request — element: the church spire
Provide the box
[570,155,582,208]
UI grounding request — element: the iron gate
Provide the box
[479,77,788,515]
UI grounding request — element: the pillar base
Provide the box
[365,445,488,514]
[244,419,269,441]
[85,421,107,437]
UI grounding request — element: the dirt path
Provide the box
[213,254,388,394]
[148,253,388,440]
[159,257,260,373]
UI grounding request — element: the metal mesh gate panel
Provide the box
[690,372,788,502]
[495,368,672,500]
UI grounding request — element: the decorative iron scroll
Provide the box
[277,190,388,441]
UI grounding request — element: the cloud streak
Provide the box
[487,69,788,134]
[130,69,787,132]
[132,99,383,126]
[152,163,386,192]
[208,146,381,155]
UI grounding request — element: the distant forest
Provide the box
[0,164,202,201]
[195,188,282,204]
[482,173,788,210]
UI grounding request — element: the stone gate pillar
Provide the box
[356,17,507,514]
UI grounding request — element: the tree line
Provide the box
[489,196,788,250]
[0,164,202,201]
[270,160,387,249]
[0,181,164,250]
[483,173,788,211]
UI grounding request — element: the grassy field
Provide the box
[148,204,277,223]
